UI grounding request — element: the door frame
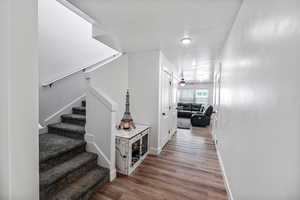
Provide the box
[212,62,222,143]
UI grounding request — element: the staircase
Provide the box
[39,100,109,200]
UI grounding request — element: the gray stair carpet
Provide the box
[48,122,85,140]
[40,133,86,171]
[49,167,109,200]
[72,106,86,115]
[81,100,86,107]
[40,100,109,200]
[61,114,86,126]
[40,152,98,199]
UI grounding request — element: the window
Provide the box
[179,89,194,103]
[195,89,209,104]
[179,89,209,104]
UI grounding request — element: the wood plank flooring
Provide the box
[90,126,228,200]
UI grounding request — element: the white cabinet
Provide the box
[115,125,150,175]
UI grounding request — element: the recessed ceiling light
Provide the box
[181,37,192,45]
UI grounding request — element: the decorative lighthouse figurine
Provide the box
[118,89,136,130]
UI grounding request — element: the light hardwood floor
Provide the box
[90,125,228,200]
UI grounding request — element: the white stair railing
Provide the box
[85,78,118,181]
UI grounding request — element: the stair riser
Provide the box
[48,127,85,140]
[61,117,86,126]
[40,144,86,172]
[79,175,109,200]
[72,108,86,115]
[40,159,98,200]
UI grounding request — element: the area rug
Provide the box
[177,118,191,129]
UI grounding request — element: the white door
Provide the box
[160,69,172,148]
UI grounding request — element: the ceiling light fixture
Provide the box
[181,37,192,45]
[179,72,186,86]
[179,78,186,86]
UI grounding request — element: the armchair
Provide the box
[191,105,213,127]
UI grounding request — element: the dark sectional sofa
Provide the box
[177,103,203,118]
[177,103,213,127]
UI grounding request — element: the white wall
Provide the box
[128,50,178,153]
[89,55,129,122]
[39,72,86,125]
[85,85,117,179]
[39,0,117,124]
[0,0,10,197]
[0,0,39,199]
[39,0,117,83]
[160,52,179,76]
[128,51,161,152]
[216,0,300,199]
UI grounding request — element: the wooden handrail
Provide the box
[41,53,121,87]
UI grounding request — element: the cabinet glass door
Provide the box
[141,133,148,156]
[131,139,141,167]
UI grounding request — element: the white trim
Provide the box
[57,0,96,24]
[216,146,234,200]
[87,86,118,112]
[109,112,117,181]
[43,95,85,126]
[149,147,162,155]
[39,126,47,135]
[109,168,117,182]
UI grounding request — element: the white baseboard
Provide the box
[216,146,234,200]
[149,147,162,155]
[110,168,116,182]
[43,95,85,126]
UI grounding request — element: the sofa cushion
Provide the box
[178,103,183,106]
[182,103,192,111]
[177,110,193,118]
[191,103,202,111]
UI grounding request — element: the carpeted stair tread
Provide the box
[40,152,98,189]
[61,114,86,121]
[39,134,86,163]
[61,114,86,126]
[48,122,85,133]
[72,106,86,115]
[48,122,85,140]
[49,167,109,200]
